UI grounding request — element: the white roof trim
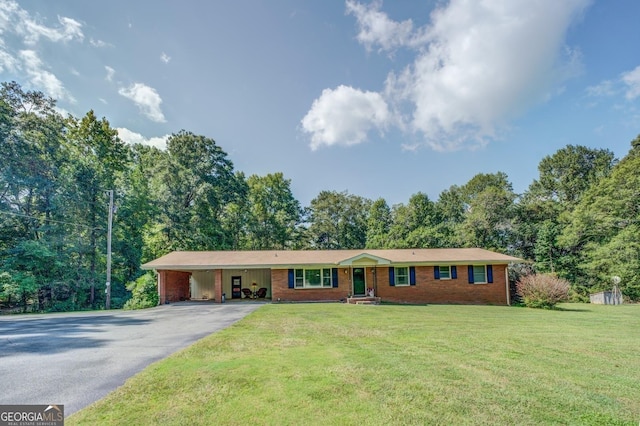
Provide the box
[338,252,391,266]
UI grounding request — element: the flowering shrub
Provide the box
[516,274,570,309]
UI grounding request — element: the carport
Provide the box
[157,269,272,303]
[143,252,273,304]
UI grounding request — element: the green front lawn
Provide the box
[68,304,640,425]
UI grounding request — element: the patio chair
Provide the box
[241,288,253,299]
[256,287,268,298]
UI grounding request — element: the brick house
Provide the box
[142,248,520,305]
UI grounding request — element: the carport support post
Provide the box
[158,271,167,305]
[214,269,223,303]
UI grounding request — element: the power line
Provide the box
[0,210,103,230]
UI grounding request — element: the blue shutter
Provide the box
[487,265,493,283]
[389,267,395,286]
[410,266,416,285]
[451,265,457,279]
[288,269,294,289]
[434,265,440,280]
[332,268,339,288]
[468,265,474,284]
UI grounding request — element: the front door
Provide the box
[231,276,242,299]
[353,268,365,295]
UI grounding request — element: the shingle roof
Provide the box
[141,248,521,270]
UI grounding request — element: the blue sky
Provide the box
[1,0,638,207]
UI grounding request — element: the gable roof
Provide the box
[141,248,521,271]
[339,252,391,265]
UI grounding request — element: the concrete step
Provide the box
[347,296,381,305]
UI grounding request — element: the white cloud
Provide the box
[622,65,640,100]
[19,14,84,45]
[301,85,390,150]
[393,0,590,150]
[54,105,71,117]
[585,65,640,102]
[19,49,75,102]
[0,42,18,72]
[586,80,616,97]
[346,0,414,53]
[118,83,166,123]
[304,0,591,151]
[89,38,112,48]
[160,52,171,64]
[105,65,115,82]
[0,1,84,103]
[117,127,169,150]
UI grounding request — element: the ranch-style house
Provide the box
[142,248,521,305]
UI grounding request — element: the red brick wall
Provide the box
[271,265,508,305]
[214,269,222,303]
[271,268,350,302]
[159,270,190,303]
[376,265,508,305]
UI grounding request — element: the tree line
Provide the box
[1,81,638,311]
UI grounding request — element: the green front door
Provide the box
[353,268,365,295]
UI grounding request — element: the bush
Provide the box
[110,296,129,310]
[47,299,79,312]
[567,285,590,303]
[123,273,159,310]
[516,273,570,309]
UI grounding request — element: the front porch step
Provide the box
[347,296,381,305]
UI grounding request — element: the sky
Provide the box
[1,0,639,207]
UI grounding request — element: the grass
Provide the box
[68,303,640,425]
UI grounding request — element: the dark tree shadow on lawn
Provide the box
[554,307,592,312]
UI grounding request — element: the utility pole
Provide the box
[106,190,114,310]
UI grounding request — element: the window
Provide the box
[472,265,487,284]
[395,267,409,286]
[439,266,451,280]
[294,268,332,288]
[390,266,416,286]
[435,265,457,280]
[295,269,304,288]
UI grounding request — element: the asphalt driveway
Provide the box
[0,302,263,415]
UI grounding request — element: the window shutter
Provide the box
[332,268,339,288]
[487,265,493,283]
[389,267,395,286]
[434,265,440,280]
[468,265,474,284]
[451,265,457,279]
[288,269,294,289]
[410,266,416,285]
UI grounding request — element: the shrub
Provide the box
[123,273,159,310]
[567,285,590,303]
[516,273,570,309]
[109,296,129,310]
[47,299,79,312]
